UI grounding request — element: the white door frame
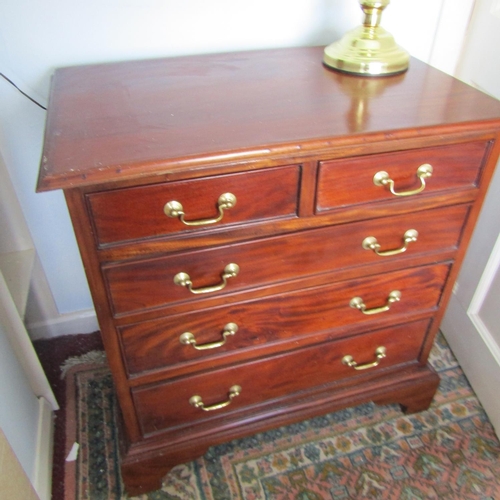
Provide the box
[430,0,476,76]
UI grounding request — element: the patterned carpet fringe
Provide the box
[64,333,500,499]
[60,350,108,379]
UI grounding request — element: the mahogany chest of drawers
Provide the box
[37,47,500,494]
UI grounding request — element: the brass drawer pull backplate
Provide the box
[174,263,240,294]
[342,346,387,370]
[180,323,238,350]
[189,385,242,412]
[362,229,418,256]
[373,164,433,197]
[164,192,237,226]
[350,290,401,315]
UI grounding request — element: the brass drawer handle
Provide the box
[164,192,237,226]
[350,290,401,315]
[362,229,418,256]
[174,263,240,294]
[342,346,387,371]
[179,323,238,350]
[373,164,433,197]
[189,385,242,412]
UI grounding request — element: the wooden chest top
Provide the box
[37,46,500,191]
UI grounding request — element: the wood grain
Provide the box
[317,140,488,212]
[37,47,500,494]
[133,319,430,435]
[119,263,449,377]
[88,165,299,245]
[37,48,500,191]
[120,363,440,496]
[104,206,464,316]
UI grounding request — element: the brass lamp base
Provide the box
[323,0,409,76]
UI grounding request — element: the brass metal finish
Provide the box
[373,164,433,196]
[350,290,401,315]
[342,346,387,370]
[362,229,418,256]
[173,263,240,294]
[164,192,236,226]
[323,0,409,76]
[189,385,242,412]
[179,323,239,350]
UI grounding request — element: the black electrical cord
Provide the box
[0,72,47,110]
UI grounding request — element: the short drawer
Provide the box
[119,263,449,375]
[316,141,488,213]
[132,318,430,435]
[87,165,300,245]
[105,205,464,316]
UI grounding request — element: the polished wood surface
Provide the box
[88,165,299,246]
[119,264,448,376]
[104,207,463,316]
[317,140,488,212]
[37,48,500,191]
[38,47,500,495]
[133,319,429,435]
[121,363,440,495]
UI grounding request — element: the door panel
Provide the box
[441,0,500,439]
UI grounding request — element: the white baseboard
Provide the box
[27,308,99,339]
[33,397,54,500]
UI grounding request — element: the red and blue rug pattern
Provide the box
[64,333,500,499]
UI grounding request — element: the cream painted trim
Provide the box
[0,151,33,254]
[429,0,476,76]
[0,270,58,410]
[467,232,500,364]
[442,296,500,439]
[0,428,40,500]
[26,308,99,340]
[491,0,500,18]
[0,249,35,318]
[33,397,53,500]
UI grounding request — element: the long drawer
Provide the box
[316,141,488,213]
[87,165,300,246]
[120,263,450,375]
[105,205,466,315]
[132,318,431,435]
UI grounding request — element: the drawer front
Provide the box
[120,263,449,375]
[316,141,488,213]
[87,165,300,246]
[132,319,430,435]
[105,205,465,315]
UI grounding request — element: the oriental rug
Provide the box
[63,333,500,499]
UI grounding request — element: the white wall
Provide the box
[0,0,446,336]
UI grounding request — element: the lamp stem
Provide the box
[362,4,385,28]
